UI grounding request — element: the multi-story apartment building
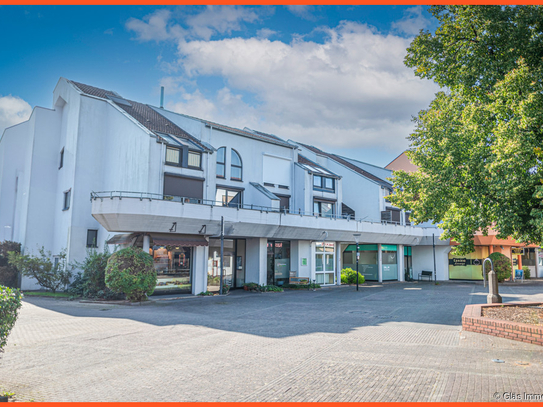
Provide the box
[0,78,451,294]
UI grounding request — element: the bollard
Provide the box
[483,257,502,304]
[487,269,502,303]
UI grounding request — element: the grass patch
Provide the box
[22,291,72,298]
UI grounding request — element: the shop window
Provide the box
[216,188,242,207]
[166,147,181,166]
[152,245,192,293]
[188,151,201,169]
[216,147,226,178]
[231,149,242,181]
[314,200,334,217]
[86,229,98,248]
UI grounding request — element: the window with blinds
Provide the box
[188,151,201,169]
[166,147,181,166]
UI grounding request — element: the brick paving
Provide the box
[1,281,543,402]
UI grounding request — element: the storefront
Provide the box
[404,246,413,280]
[107,233,208,295]
[207,238,246,292]
[448,246,487,280]
[343,244,378,281]
[267,240,290,286]
[381,244,398,281]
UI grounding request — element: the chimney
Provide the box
[160,86,164,109]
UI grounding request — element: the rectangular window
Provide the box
[313,175,322,187]
[314,200,334,217]
[63,189,71,210]
[59,148,64,169]
[315,242,335,285]
[313,175,334,191]
[86,229,98,248]
[166,147,181,166]
[188,151,201,169]
[216,188,242,207]
[231,166,242,180]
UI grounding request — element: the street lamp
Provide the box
[353,233,361,291]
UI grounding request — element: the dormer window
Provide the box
[166,147,181,166]
[188,151,201,169]
[313,175,335,192]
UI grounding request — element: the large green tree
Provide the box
[389,6,543,254]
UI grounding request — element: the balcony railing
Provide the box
[91,190,420,226]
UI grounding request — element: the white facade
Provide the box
[0,78,449,293]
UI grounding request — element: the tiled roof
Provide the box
[298,143,391,188]
[69,80,212,152]
[245,128,293,146]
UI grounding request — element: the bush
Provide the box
[8,248,72,293]
[0,241,21,288]
[341,268,365,285]
[0,286,23,352]
[69,245,123,300]
[522,266,531,279]
[105,247,156,301]
[484,252,512,283]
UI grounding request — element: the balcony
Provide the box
[90,191,444,245]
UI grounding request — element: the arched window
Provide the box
[216,147,226,178]
[231,149,242,180]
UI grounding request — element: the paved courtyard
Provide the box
[2,281,543,402]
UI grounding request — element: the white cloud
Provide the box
[169,21,439,150]
[128,9,439,153]
[286,5,318,21]
[256,28,277,39]
[185,6,261,41]
[126,6,264,42]
[0,95,32,136]
[391,6,430,36]
[126,9,184,42]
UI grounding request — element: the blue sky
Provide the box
[0,5,440,166]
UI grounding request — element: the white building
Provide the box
[0,78,450,294]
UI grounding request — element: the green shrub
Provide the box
[8,248,72,293]
[522,266,531,279]
[0,286,23,352]
[341,268,365,285]
[484,252,512,283]
[69,245,123,300]
[105,247,156,302]
[259,284,283,292]
[0,241,21,288]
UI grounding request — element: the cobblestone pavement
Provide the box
[2,281,543,402]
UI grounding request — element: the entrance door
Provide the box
[207,239,245,291]
[404,246,412,280]
[267,241,290,286]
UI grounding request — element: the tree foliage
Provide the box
[484,252,512,283]
[105,247,156,302]
[0,286,23,352]
[8,248,72,293]
[69,245,123,299]
[0,241,21,288]
[389,6,543,254]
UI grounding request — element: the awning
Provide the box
[151,234,208,247]
[106,233,137,245]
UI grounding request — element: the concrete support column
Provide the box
[192,245,208,295]
[398,244,404,282]
[246,237,268,285]
[143,234,150,254]
[378,243,383,283]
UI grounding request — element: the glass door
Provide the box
[315,242,335,285]
[267,241,291,286]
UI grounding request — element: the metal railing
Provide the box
[90,190,420,226]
